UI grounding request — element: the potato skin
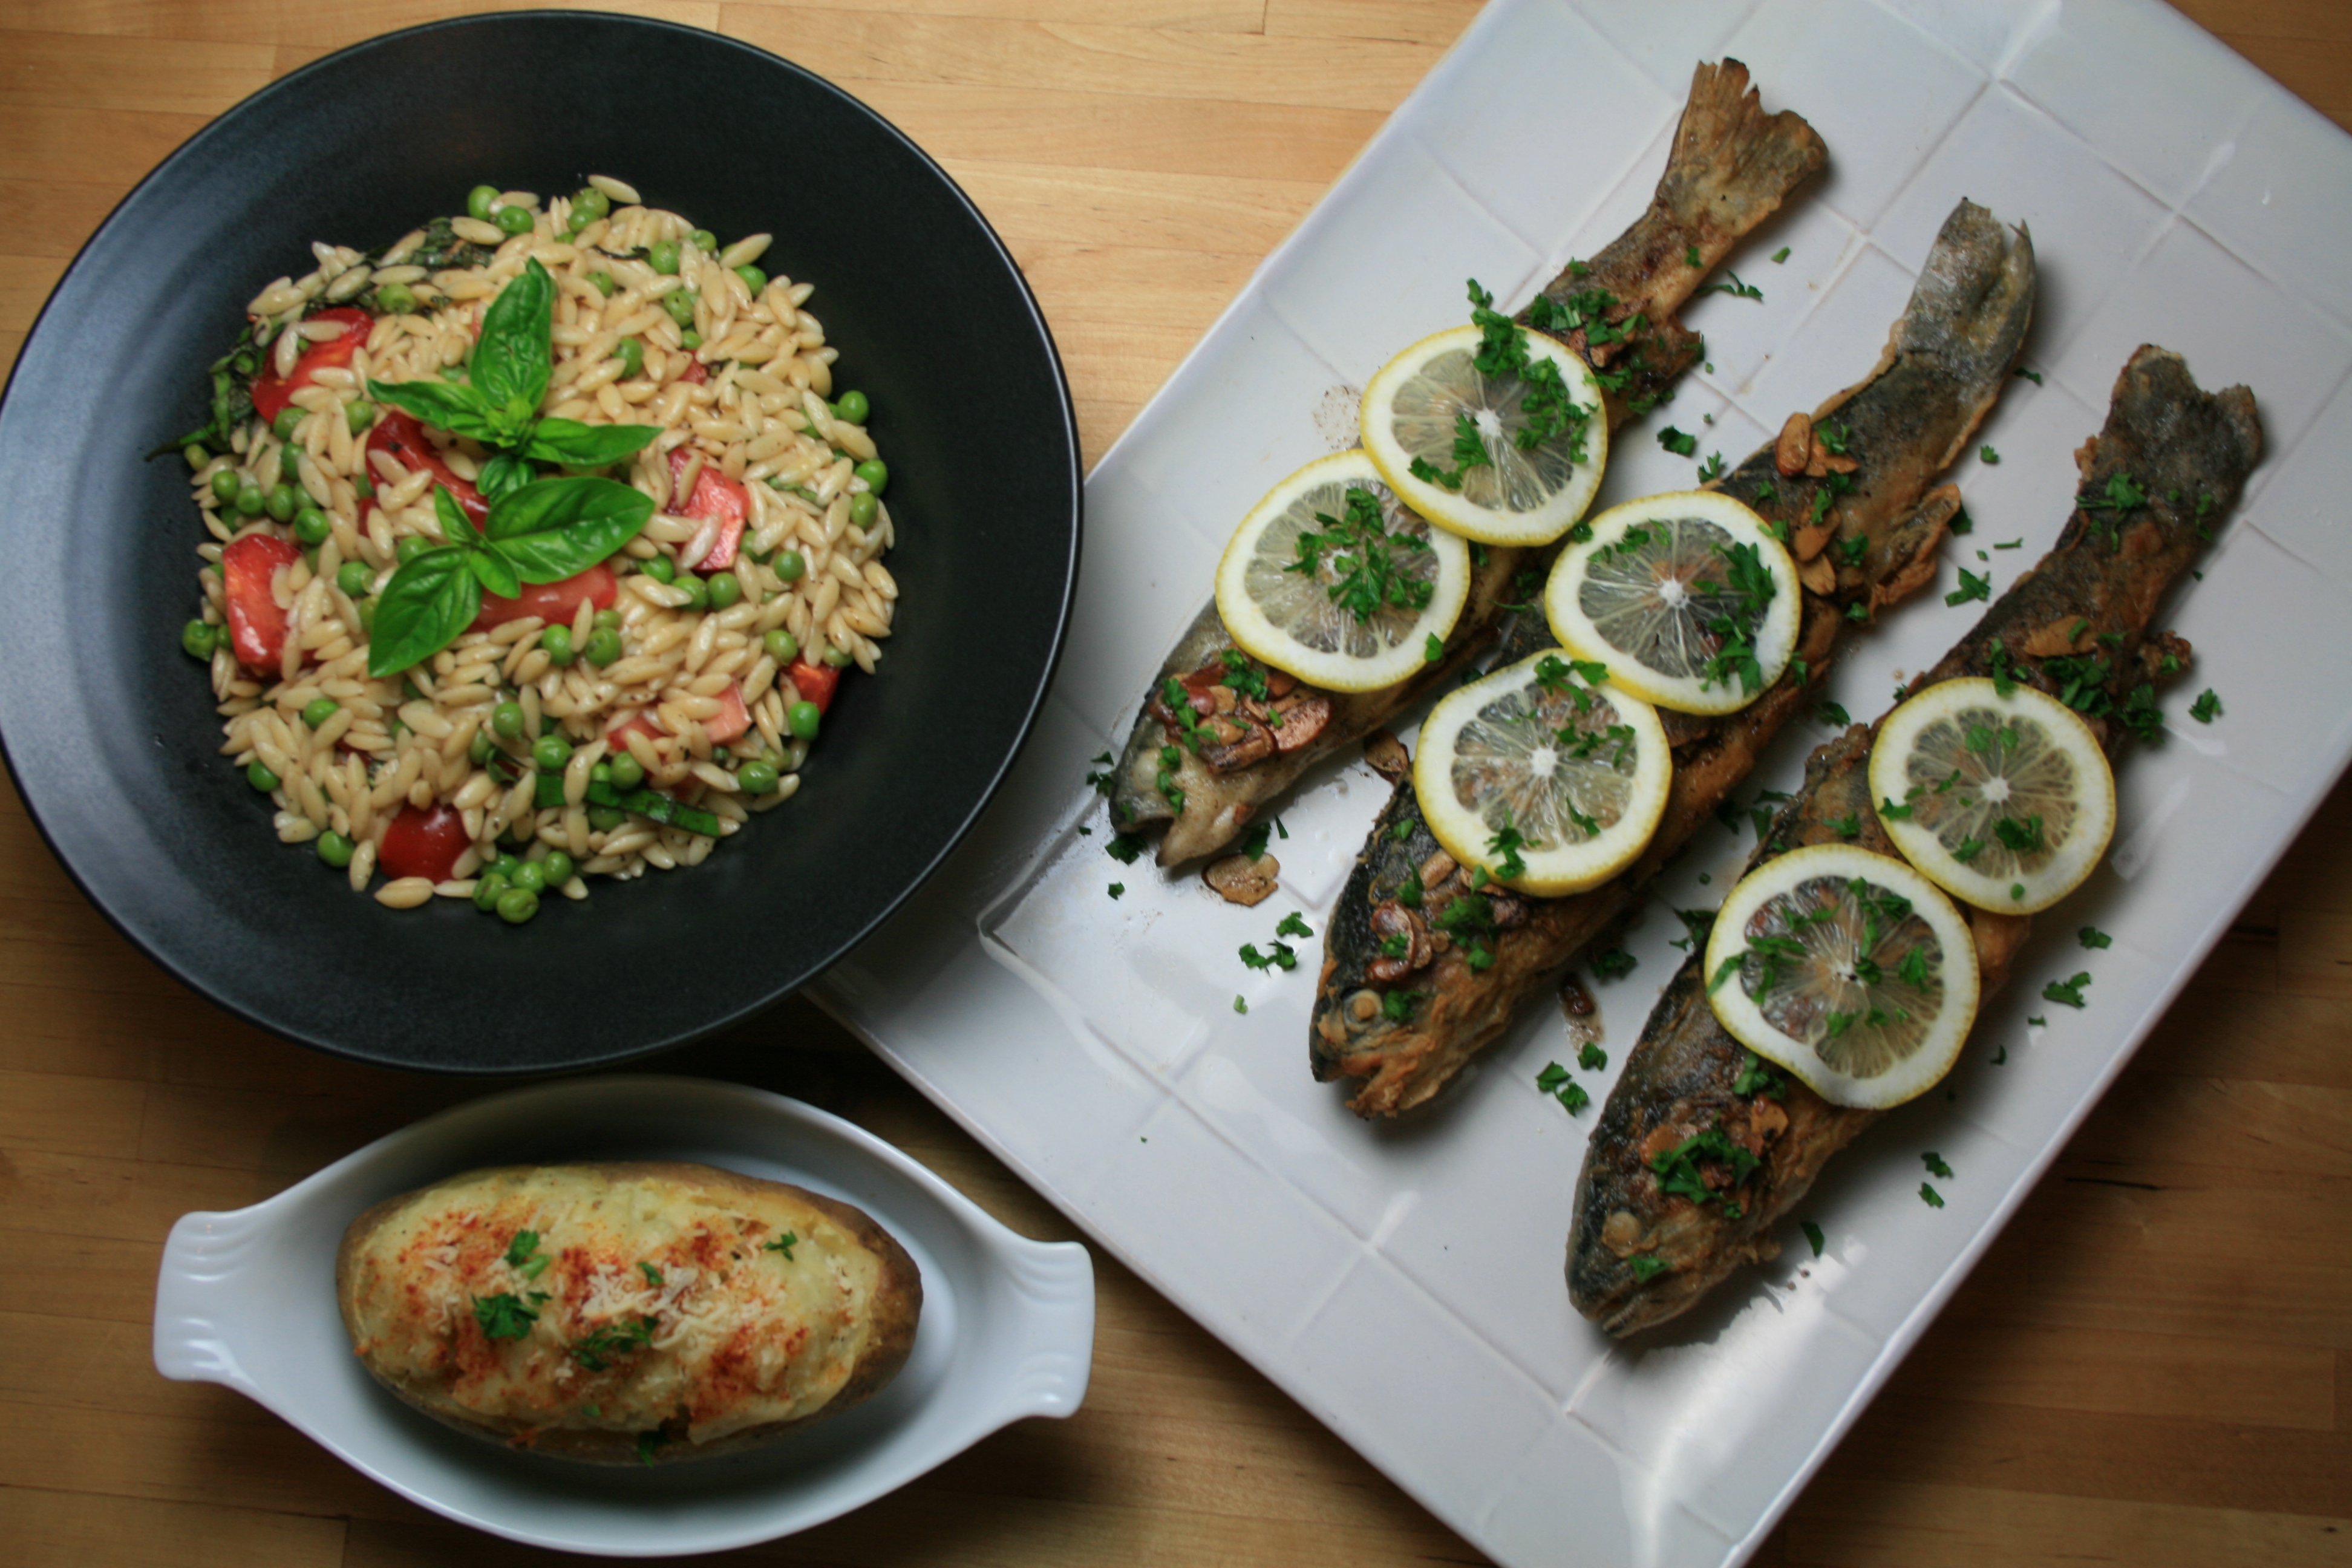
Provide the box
[336,1161,921,1464]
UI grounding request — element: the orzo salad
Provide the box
[169,176,896,923]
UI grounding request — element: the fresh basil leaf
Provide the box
[368,547,482,678]
[433,485,482,549]
[484,476,652,583]
[478,452,536,505]
[367,376,496,440]
[472,258,555,414]
[468,543,523,600]
[524,417,661,468]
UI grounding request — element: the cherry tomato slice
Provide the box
[365,407,489,527]
[603,680,752,746]
[221,533,302,673]
[786,658,840,714]
[377,803,469,883]
[471,563,618,632]
[249,307,373,426]
[667,449,746,573]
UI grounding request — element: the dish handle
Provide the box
[152,1205,270,1394]
[982,1235,1096,1423]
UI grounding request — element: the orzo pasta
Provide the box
[171,180,897,923]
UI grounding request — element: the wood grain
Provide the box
[0,4,2346,1566]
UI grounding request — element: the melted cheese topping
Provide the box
[342,1168,884,1446]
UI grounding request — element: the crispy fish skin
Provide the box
[1567,345,2262,1336]
[1111,60,1825,866]
[1315,200,2035,1116]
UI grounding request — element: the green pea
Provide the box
[734,264,768,295]
[773,549,806,583]
[641,554,676,585]
[279,445,303,482]
[678,328,702,351]
[246,761,280,792]
[491,854,523,883]
[468,730,496,766]
[849,492,878,531]
[315,831,354,869]
[347,400,374,434]
[711,746,731,765]
[648,240,681,275]
[181,619,218,659]
[608,753,645,791]
[587,270,616,298]
[821,644,852,669]
[266,483,301,522]
[495,886,540,924]
[374,281,417,315]
[706,572,741,610]
[495,203,535,236]
[491,701,525,740]
[788,701,822,741]
[293,508,330,546]
[763,629,800,665]
[272,407,304,442]
[235,483,266,517]
[677,575,710,612]
[569,186,610,230]
[356,598,376,636]
[540,624,575,667]
[614,338,643,380]
[472,872,511,912]
[541,850,576,889]
[854,459,889,497]
[593,607,623,631]
[690,228,717,253]
[301,697,339,730]
[739,759,780,794]
[831,390,869,425]
[584,626,621,667]
[336,561,374,598]
[533,733,573,771]
[663,289,698,328]
[466,184,500,221]
[394,535,433,565]
[184,444,211,471]
[510,860,548,895]
[587,805,627,832]
[211,469,241,503]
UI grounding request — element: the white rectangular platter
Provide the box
[812,2,2352,1564]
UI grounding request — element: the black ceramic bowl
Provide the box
[0,15,1078,1071]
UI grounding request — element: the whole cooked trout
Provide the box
[1567,345,2262,1335]
[1315,200,2035,1117]
[1110,60,1826,866]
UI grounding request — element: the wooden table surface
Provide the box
[2,2,2347,1565]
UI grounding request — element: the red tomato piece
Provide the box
[377,804,469,884]
[679,360,709,386]
[221,533,302,673]
[666,449,746,573]
[471,563,618,632]
[603,681,751,746]
[786,658,841,715]
[366,407,489,527]
[249,307,373,425]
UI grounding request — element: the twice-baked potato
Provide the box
[335,1161,921,1463]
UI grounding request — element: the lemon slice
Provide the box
[1410,649,1671,897]
[1867,677,2117,913]
[1360,324,1608,546]
[1542,491,1801,715]
[1704,843,1981,1109]
[1214,449,1472,693]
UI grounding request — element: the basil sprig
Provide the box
[367,478,652,676]
[367,257,658,503]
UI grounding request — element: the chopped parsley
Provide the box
[1698,451,1728,482]
[1731,1051,1785,1099]
[1106,832,1145,864]
[503,1230,550,1279]
[1993,814,2045,854]
[1411,411,1495,492]
[1380,989,1425,1022]
[1703,271,1763,302]
[1817,701,1851,728]
[2042,972,2092,1008]
[638,1261,664,1287]
[1276,910,1314,939]
[2027,1015,2047,1028]
[1592,947,1638,981]
[1800,1220,1824,1256]
[2079,926,2112,950]
[1945,567,1991,607]
[1771,246,1792,264]
[1669,906,1715,952]
[1918,1183,1945,1209]
[2189,688,2223,723]
[1233,995,1247,1014]
[1921,1151,1953,1179]
[1488,823,1530,881]
[1083,748,1117,794]
[1284,485,1436,623]
[1628,1254,1670,1283]
[1424,632,1443,662]
[1108,882,1125,899]
[1650,1126,1761,1209]
[1992,1044,2008,1065]
[763,1232,797,1260]
[570,1316,656,1372]
[1535,1060,1590,1114]
[1979,445,1999,464]
[1826,812,1860,837]
[1238,940,1296,972]
[1578,1041,1608,1072]
[2016,366,2042,384]
[1658,425,1698,457]
[472,1292,546,1341]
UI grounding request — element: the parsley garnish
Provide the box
[1592,947,1637,981]
[1697,451,1727,482]
[1979,445,1999,465]
[2016,366,2042,384]
[1817,701,1850,728]
[1238,940,1297,972]
[638,1261,664,1287]
[1276,910,1313,939]
[1106,832,1145,864]
[1921,1151,1953,1179]
[1771,246,1791,264]
[1702,271,1763,302]
[1658,426,1697,457]
[571,1317,656,1372]
[472,1292,546,1340]
[1628,1254,1670,1283]
[2079,925,2112,950]
[1730,1052,1785,1099]
[1801,1221,1824,1256]
[1488,823,1530,881]
[503,1230,551,1280]
[2189,688,2223,723]
[1233,995,1247,1014]
[1993,814,2045,854]
[2042,972,2092,1008]
[1108,882,1125,899]
[1380,990,1424,1023]
[1945,567,1991,606]
[1650,1126,1761,1208]
[763,1232,797,1260]
[1535,1060,1590,1114]
[1578,1042,1607,1072]
[1919,1183,1945,1209]
[1284,486,1436,624]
